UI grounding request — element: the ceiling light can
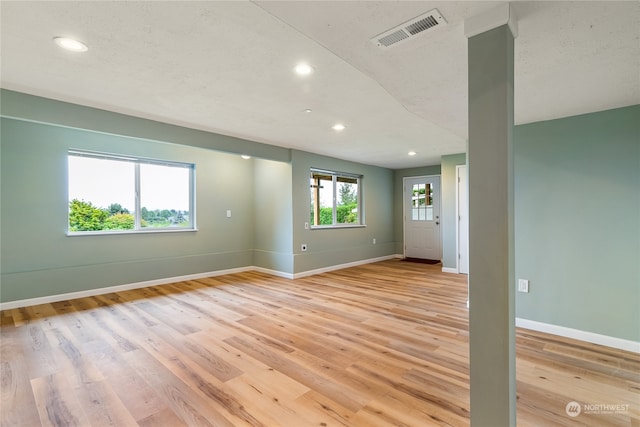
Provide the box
[53,36,88,52]
[294,63,313,75]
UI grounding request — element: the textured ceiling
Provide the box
[1,1,638,169]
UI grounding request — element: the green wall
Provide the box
[292,150,395,273]
[253,158,294,273]
[393,166,441,255]
[1,117,255,302]
[441,153,467,270]
[0,90,291,163]
[0,90,397,303]
[514,105,640,342]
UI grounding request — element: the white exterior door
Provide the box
[404,176,441,260]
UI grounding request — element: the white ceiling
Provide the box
[1,1,638,169]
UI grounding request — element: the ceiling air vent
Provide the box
[371,9,447,49]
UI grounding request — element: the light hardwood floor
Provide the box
[1,260,638,426]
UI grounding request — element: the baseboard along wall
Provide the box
[0,255,400,311]
[0,266,254,311]
[516,318,639,354]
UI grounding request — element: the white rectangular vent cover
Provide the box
[371,9,447,49]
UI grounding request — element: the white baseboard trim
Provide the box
[0,266,253,311]
[293,255,398,279]
[252,267,294,280]
[0,256,401,310]
[516,318,640,354]
[441,267,458,274]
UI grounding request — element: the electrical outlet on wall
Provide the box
[518,279,529,293]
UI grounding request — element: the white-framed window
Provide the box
[68,150,195,234]
[309,168,362,227]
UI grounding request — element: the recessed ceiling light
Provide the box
[303,109,313,113]
[408,151,417,156]
[294,63,313,76]
[241,155,251,160]
[332,124,345,131]
[53,36,88,52]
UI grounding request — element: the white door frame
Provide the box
[402,175,442,259]
[456,165,469,274]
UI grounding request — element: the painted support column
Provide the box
[465,5,517,427]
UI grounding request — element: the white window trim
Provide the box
[66,228,198,237]
[310,168,364,229]
[67,149,196,235]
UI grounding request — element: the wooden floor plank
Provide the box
[1,327,42,426]
[81,339,170,423]
[136,407,188,427]
[292,389,356,427]
[73,379,139,426]
[122,348,237,427]
[31,372,92,427]
[1,259,638,426]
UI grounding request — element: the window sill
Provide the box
[310,224,366,230]
[67,228,198,237]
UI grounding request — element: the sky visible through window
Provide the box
[68,156,189,211]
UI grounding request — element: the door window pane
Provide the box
[412,183,433,221]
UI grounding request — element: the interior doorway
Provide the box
[457,165,469,274]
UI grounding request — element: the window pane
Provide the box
[140,163,191,228]
[68,156,135,231]
[425,183,433,220]
[412,183,424,221]
[337,179,358,224]
[310,173,333,226]
[309,177,316,226]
